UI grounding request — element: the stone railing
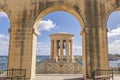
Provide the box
[0,69,26,80]
[36,61,82,74]
[93,69,114,80]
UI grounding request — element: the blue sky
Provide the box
[0,11,120,55]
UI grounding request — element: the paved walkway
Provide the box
[35,74,120,80]
[35,74,83,80]
[114,74,120,80]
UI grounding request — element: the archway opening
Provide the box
[0,12,10,70]
[107,11,120,71]
[35,11,83,75]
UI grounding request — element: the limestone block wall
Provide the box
[8,28,36,79]
[36,62,82,74]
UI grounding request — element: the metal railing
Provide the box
[118,63,120,74]
[0,69,26,80]
[93,69,114,80]
[110,63,120,74]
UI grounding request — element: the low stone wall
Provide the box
[36,61,82,74]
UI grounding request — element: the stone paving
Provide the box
[35,74,120,80]
[114,74,120,80]
[35,74,83,80]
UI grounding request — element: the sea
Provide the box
[0,56,120,70]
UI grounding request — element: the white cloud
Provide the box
[108,26,120,54]
[38,20,57,35]
[0,34,9,55]
[0,12,8,18]
[73,44,82,55]
[0,34,9,40]
[108,40,120,54]
[37,42,50,55]
[108,26,120,38]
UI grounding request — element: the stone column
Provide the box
[60,40,63,61]
[70,41,73,62]
[57,41,59,60]
[50,41,54,60]
[98,28,109,70]
[8,28,38,79]
[81,28,92,79]
[81,27,110,79]
[66,40,69,62]
[53,40,58,62]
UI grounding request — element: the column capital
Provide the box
[65,40,69,42]
[9,28,38,35]
[80,27,108,35]
[98,27,108,32]
[51,40,53,42]
[60,40,63,42]
[70,40,73,42]
[80,28,90,35]
[8,28,11,33]
[33,28,39,36]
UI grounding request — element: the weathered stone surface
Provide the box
[0,0,119,79]
[36,61,82,74]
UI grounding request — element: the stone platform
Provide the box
[36,61,82,74]
[35,74,120,80]
[35,74,83,80]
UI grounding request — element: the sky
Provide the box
[0,11,120,56]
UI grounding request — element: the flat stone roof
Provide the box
[50,32,74,36]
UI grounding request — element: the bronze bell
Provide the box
[57,42,60,49]
[63,42,66,49]
[57,42,66,49]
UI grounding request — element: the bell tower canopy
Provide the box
[50,32,74,41]
[50,32,74,62]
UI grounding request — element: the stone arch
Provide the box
[0,9,11,69]
[0,8,11,28]
[30,3,85,79]
[0,9,9,16]
[0,9,11,36]
[105,6,120,57]
[0,9,3,11]
[33,4,85,32]
[105,6,120,28]
[0,4,11,16]
[5,0,111,80]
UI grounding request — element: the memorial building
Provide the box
[50,32,74,62]
[36,32,82,74]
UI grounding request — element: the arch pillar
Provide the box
[81,28,92,79]
[81,27,109,79]
[98,28,109,70]
[8,26,38,79]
